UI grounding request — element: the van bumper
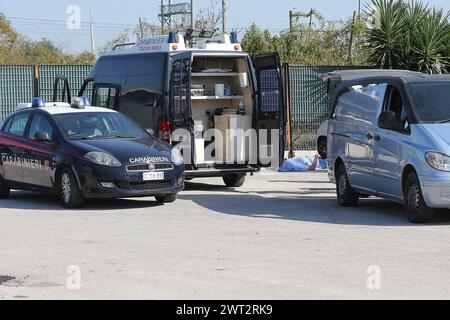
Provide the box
[185,166,260,178]
[421,177,450,208]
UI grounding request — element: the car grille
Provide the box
[127,163,174,172]
[115,180,172,191]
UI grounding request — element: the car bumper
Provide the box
[76,163,184,200]
[421,177,450,208]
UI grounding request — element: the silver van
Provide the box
[325,70,450,223]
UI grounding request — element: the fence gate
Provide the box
[287,65,366,151]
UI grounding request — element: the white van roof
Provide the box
[104,32,243,57]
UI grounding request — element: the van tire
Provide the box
[404,172,434,223]
[317,137,327,159]
[336,165,359,207]
[223,174,246,188]
[0,174,10,199]
[59,168,85,209]
[155,193,177,203]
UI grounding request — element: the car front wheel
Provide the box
[223,174,246,188]
[60,168,85,209]
[404,172,434,223]
[336,164,359,207]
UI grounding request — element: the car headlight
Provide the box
[425,152,450,172]
[171,148,184,166]
[85,151,121,167]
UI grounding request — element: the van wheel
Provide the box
[317,137,327,159]
[336,165,359,207]
[155,193,177,203]
[59,168,85,209]
[404,172,434,223]
[223,174,246,188]
[0,174,10,199]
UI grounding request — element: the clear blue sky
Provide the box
[1,0,449,53]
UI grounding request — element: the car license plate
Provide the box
[143,172,164,181]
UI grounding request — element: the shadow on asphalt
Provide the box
[0,191,163,211]
[182,181,450,227]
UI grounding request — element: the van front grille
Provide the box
[115,180,172,191]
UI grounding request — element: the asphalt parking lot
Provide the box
[2,169,450,300]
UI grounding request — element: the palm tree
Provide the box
[365,0,450,73]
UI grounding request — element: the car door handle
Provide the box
[366,132,381,141]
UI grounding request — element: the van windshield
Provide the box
[54,112,148,140]
[410,82,450,123]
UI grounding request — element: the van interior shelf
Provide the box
[191,95,244,100]
[191,72,240,77]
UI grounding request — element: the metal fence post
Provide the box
[283,63,295,158]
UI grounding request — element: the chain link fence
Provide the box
[288,65,366,150]
[0,64,365,150]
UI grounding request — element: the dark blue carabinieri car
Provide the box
[0,99,185,208]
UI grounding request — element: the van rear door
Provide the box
[254,53,285,167]
[169,52,195,167]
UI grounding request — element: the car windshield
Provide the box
[410,82,450,123]
[54,112,148,140]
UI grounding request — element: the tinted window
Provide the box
[1,117,13,132]
[335,83,387,124]
[383,86,409,132]
[8,113,30,137]
[28,114,54,141]
[94,86,119,109]
[54,112,147,140]
[259,69,280,113]
[410,82,450,123]
[170,58,190,127]
[119,90,162,135]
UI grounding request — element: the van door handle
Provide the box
[366,132,381,141]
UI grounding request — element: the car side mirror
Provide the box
[35,131,53,143]
[378,111,402,131]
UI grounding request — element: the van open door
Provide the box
[52,75,71,103]
[169,52,195,168]
[254,53,286,167]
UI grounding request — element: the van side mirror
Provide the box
[378,111,402,131]
[35,131,53,143]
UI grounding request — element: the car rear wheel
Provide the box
[0,174,10,199]
[404,172,434,223]
[317,137,327,159]
[336,164,359,207]
[223,174,246,188]
[155,193,178,203]
[60,168,85,209]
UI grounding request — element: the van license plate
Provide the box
[143,172,165,181]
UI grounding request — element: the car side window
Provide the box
[384,86,409,132]
[28,114,54,141]
[1,117,13,132]
[94,86,119,110]
[8,113,30,137]
[334,83,387,124]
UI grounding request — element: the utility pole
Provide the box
[161,0,164,34]
[348,11,357,63]
[222,0,227,33]
[89,6,96,57]
[190,0,194,29]
[138,17,144,39]
[358,0,361,20]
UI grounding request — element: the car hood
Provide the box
[69,136,172,164]
[422,124,450,151]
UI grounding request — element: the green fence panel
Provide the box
[38,65,92,103]
[0,65,35,122]
[289,65,366,150]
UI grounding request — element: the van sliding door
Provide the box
[254,53,286,167]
